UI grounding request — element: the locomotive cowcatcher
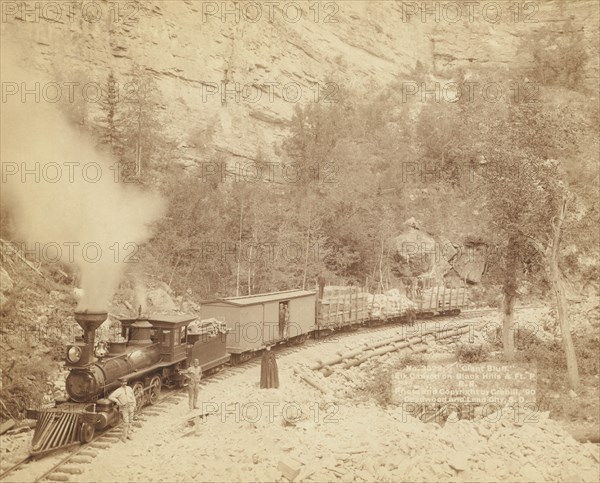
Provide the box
[26,310,229,456]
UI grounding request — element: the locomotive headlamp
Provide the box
[67,346,82,363]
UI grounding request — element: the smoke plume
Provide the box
[1,44,166,311]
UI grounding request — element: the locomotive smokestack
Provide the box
[73,311,108,349]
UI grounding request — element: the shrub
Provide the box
[0,348,58,420]
[455,343,491,363]
[573,334,600,376]
[362,353,426,407]
[509,327,599,377]
[469,285,502,308]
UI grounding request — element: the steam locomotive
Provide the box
[26,283,468,456]
[27,310,229,456]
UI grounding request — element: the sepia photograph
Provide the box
[0,1,599,482]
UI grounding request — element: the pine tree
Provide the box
[96,71,125,162]
[120,63,163,180]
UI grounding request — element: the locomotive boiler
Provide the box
[65,315,161,403]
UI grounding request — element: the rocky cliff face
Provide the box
[1,0,598,168]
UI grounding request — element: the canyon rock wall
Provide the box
[1,0,598,167]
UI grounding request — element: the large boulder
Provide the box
[147,287,176,312]
[1,267,13,292]
[393,224,452,281]
[451,242,487,284]
[1,267,13,306]
[392,221,487,285]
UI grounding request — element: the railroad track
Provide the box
[38,392,187,482]
[168,305,537,383]
[0,458,32,482]
[0,391,184,482]
[0,305,522,482]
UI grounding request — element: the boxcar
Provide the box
[201,290,317,363]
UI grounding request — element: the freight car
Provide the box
[201,290,317,364]
[201,285,468,360]
[26,311,229,456]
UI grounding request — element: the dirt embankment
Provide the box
[0,257,77,423]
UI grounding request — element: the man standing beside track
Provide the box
[182,358,203,411]
[109,378,136,441]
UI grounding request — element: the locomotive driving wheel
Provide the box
[132,381,145,412]
[148,375,162,405]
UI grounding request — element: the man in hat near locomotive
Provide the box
[109,378,137,441]
[181,358,203,411]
